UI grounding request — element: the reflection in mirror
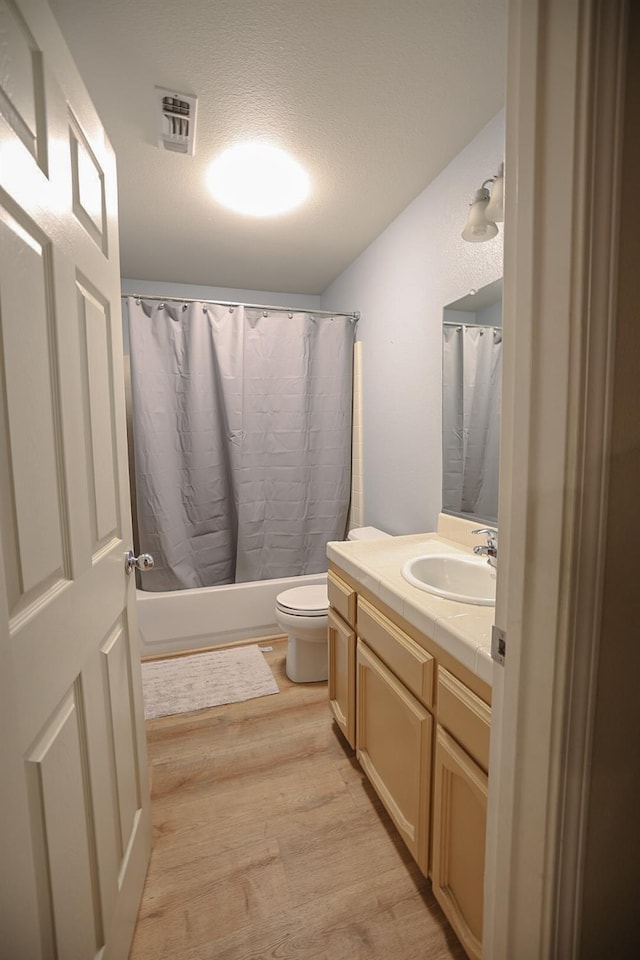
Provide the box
[442,278,502,524]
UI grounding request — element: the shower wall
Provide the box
[349,342,364,528]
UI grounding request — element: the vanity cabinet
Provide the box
[327,559,492,960]
[327,570,357,748]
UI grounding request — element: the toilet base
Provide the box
[286,636,328,683]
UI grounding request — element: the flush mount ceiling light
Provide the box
[462,163,504,242]
[207,142,310,217]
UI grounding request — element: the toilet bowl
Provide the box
[275,526,390,683]
[275,584,329,683]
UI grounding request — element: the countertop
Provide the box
[327,532,495,686]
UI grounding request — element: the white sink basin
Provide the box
[401,553,496,606]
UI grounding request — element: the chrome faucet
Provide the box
[473,527,498,569]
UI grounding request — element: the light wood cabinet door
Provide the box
[328,608,356,747]
[432,725,488,960]
[356,639,432,874]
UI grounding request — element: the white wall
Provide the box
[321,112,504,535]
[477,299,503,328]
[120,278,321,308]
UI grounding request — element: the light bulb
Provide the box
[485,163,505,223]
[462,187,499,243]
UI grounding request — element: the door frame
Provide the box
[485,0,629,956]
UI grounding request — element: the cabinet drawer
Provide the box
[328,570,356,626]
[436,667,491,772]
[356,596,434,709]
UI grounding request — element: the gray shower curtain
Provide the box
[127,298,354,591]
[442,323,502,521]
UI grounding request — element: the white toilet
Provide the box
[275,526,390,683]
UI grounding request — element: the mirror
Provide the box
[442,278,503,524]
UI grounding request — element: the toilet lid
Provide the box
[276,584,328,616]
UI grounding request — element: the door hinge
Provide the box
[491,625,506,666]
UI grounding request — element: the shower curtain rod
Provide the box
[124,293,360,321]
[443,320,502,329]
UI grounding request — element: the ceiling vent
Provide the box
[156,87,197,156]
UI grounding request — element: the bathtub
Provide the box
[135,572,327,658]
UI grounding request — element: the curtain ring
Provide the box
[288,312,293,318]
[182,303,187,311]
[229,306,234,313]
[263,310,268,317]
[158,302,165,309]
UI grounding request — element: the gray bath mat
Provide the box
[141,645,280,720]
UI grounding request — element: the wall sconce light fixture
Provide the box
[485,162,504,223]
[462,162,504,242]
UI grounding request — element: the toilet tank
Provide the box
[347,526,391,541]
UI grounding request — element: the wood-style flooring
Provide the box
[129,639,467,960]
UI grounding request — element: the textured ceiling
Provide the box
[49,0,506,294]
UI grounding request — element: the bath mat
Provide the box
[141,645,280,720]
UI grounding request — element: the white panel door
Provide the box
[0,1,151,958]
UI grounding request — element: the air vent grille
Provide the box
[156,86,197,155]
